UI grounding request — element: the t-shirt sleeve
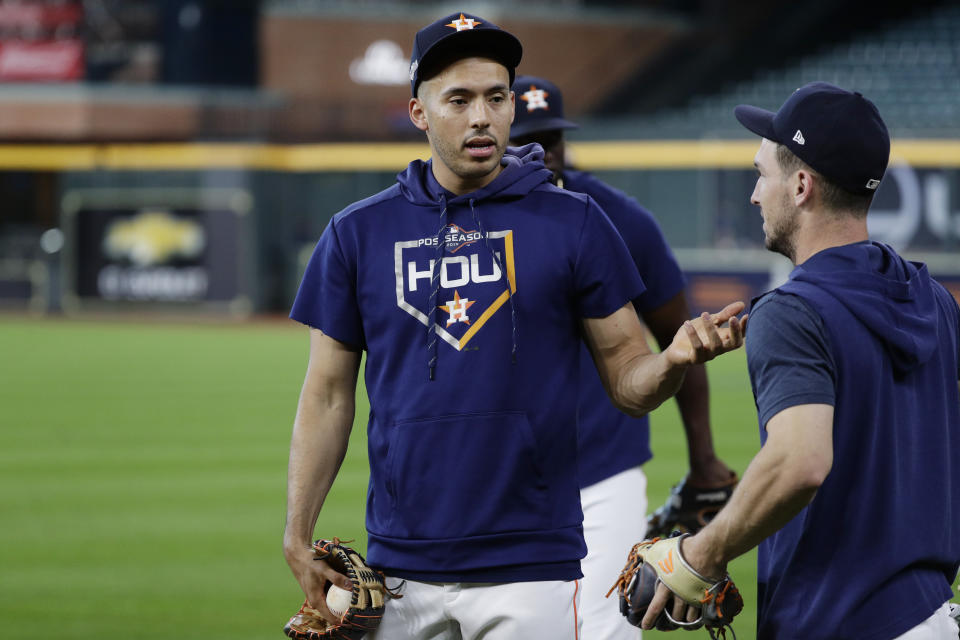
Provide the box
[573,198,646,318]
[746,292,836,428]
[612,202,685,312]
[289,218,366,349]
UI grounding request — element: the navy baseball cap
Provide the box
[409,12,522,97]
[510,75,580,138]
[734,81,890,195]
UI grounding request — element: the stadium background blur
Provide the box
[1,1,958,638]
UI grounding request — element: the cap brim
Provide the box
[419,29,522,83]
[734,104,779,141]
[510,117,579,138]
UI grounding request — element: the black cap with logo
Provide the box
[735,81,890,195]
[510,75,580,138]
[409,12,522,97]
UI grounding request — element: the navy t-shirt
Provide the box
[746,292,836,430]
[563,170,686,487]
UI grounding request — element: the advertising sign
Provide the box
[0,40,83,80]
[61,188,252,313]
[0,0,84,81]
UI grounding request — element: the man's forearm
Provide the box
[689,443,816,569]
[672,363,721,471]
[284,388,355,552]
[645,294,729,482]
[682,405,833,576]
[611,350,688,417]
[645,293,718,468]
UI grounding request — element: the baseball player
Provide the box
[509,74,739,639]
[641,82,960,638]
[283,12,747,640]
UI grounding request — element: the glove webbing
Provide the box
[312,539,402,603]
[607,534,740,637]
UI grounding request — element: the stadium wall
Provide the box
[1,140,958,315]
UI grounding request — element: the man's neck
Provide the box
[431,162,503,197]
[793,213,869,265]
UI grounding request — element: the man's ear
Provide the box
[409,97,429,132]
[794,168,816,208]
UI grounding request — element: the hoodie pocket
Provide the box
[386,411,547,539]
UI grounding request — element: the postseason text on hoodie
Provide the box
[746,241,960,640]
[290,146,644,583]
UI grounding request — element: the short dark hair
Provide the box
[776,144,873,218]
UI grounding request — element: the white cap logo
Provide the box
[792,130,805,145]
[865,178,881,190]
[521,86,550,112]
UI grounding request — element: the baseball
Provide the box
[325,584,353,618]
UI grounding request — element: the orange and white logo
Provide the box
[446,13,481,31]
[439,290,476,326]
[521,85,550,112]
[395,227,516,351]
[658,549,675,574]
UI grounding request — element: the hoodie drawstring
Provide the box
[470,198,517,364]
[427,193,448,380]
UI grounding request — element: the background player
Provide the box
[509,74,738,639]
[642,82,960,639]
[284,12,747,640]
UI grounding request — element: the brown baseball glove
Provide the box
[283,539,389,640]
[608,533,743,639]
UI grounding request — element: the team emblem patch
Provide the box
[521,85,550,112]
[446,13,481,31]
[395,226,516,351]
[443,223,481,253]
[438,290,476,326]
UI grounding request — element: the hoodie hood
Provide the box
[788,241,939,373]
[397,143,553,206]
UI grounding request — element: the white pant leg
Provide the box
[579,466,646,640]
[892,602,960,639]
[452,580,583,640]
[366,578,460,640]
[366,578,582,640]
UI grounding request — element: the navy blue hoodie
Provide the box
[291,146,644,582]
[748,242,960,639]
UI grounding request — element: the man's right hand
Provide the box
[284,539,355,623]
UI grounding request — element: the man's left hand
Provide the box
[664,302,748,367]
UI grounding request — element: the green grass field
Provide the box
[0,316,753,639]
[1,316,953,639]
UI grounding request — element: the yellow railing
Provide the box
[0,140,957,171]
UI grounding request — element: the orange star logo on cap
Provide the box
[521,85,550,112]
[446,13,481,31]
